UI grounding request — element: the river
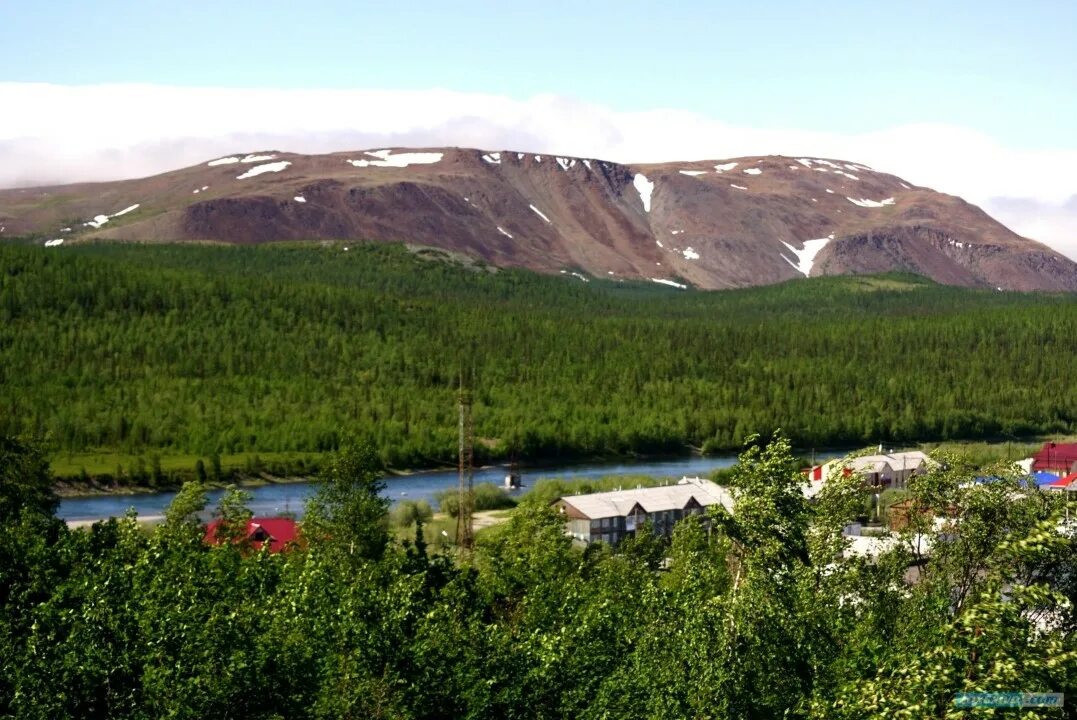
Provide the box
[58,454,763,522]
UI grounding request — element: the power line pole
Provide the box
[456,374,475,550]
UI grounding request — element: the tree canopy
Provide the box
[1,242,1075,478]
[1,433,1074,717]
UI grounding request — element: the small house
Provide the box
[1031,443,1077,476]
[203,517,300,553]
[805,450,932,495]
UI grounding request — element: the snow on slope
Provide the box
[847,197,895,208]
[633,173,654,212]
[780,235,834,277]
[349,150,444,168]
[529,204,552,224]
[237,161,291,179]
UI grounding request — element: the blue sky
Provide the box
[2,0,1075,148]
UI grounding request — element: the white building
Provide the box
[805,450,933,496]
[554,477,734,545]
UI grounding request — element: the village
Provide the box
[203,441,1077,559]
[552,442,1077,558]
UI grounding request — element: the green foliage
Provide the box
[434,482,517,516]
[0,435,56,522]
[1,243,1075,476]
[0,433,1073,716]
[390,498,434,527]
[304,439,389,561]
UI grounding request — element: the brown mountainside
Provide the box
[1,146,1074,291]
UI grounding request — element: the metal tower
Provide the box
[455,378,475,550]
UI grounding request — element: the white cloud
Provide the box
[1,82,1074,260]
[983,196,1077,262]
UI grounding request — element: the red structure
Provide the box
[1031,443,1077,475]
[203,517,300,553]
[1042,472,1077,491]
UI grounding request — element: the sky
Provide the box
[1,0,1075,258]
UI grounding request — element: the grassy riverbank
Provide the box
[49,435,1075,497]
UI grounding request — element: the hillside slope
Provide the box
[2,243,1075,467]
[2,147,1075,291]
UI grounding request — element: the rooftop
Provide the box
[557,477,734,520]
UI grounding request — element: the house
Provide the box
[1041,472,1077,493]
[805,450,932,495]
[203,517,300,553]
[1031,442,1077,476]
[553,477,734,545]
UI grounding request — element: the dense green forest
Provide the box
[1,242,1075,473]
[2,435,1074,718]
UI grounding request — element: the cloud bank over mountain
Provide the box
[2,82,1074,260]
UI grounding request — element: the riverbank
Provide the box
[56,455,747,523]
[52,473,315,498]
[49,435,1073,499]
[48,448,703,498]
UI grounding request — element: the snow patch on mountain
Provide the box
[846,197,895,208]
[633,173,654,213]
[651,278,687,289]
[349,150,444,168]
[530,204,552,224]
[780,234,834,277]
[237,161,292,179]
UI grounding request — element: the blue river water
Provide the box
[58,454,761,522]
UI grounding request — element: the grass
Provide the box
[915,436,1077,467]
[393,509,516,550]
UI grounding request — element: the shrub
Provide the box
[391,499,434,527]
[435,483,517,517]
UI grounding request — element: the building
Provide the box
[1041,472,1077,493]
[1031,442,1077,476]
[553,477,735,545]
[805,450,933,495]
[203,517,300,553]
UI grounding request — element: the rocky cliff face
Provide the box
[2,147,1075,291]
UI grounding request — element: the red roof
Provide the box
[203,517,300,553]
[1031,443,1077,473]
[1043,472,1077,490]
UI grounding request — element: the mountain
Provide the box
[2,147,1075,291]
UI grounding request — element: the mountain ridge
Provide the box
[2,146,1075,292]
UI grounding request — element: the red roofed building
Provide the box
[1031,443,1077,475]
[203,517,300,553]
[1042,472,1077,492]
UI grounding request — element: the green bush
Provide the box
[436,483,517,517]
[391,499,434,527]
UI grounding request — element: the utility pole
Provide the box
[456,374,475,550]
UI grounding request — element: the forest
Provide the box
[1,434,1074,718]
[1,241,1076,477]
